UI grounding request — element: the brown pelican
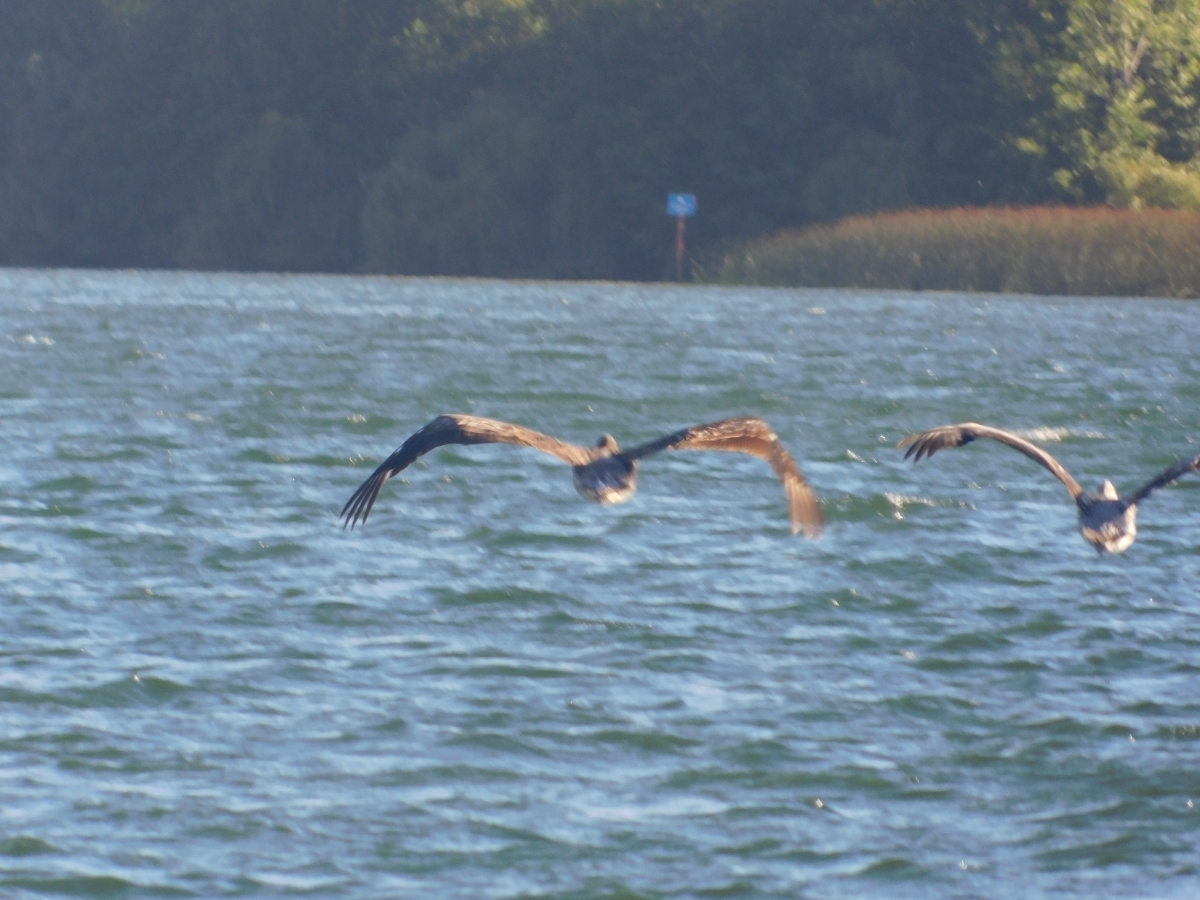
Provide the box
[341,414,824,536]
[900,422,1200,553]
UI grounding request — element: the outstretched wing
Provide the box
[340,414,593,528]
[623,417,825,538]
[1127,451,1200,505]
[899,422,1084,499]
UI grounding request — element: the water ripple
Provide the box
[1,270,1198,898]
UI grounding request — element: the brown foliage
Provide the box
[719,207,1200,298]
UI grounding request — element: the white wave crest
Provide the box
[885,492,940,509]
[885,492,975,511]
[1014,426,1105,443]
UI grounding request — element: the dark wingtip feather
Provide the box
[900,427,967,463]
[898,434,925,461]
[339,469,390,530]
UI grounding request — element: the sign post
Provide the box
[666,193,697,281]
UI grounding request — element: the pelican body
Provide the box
[1076,481,1138,553]
[341,414,824,537]
[573,435,638,505]
[901,423,1200,554]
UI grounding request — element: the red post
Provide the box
[675,214,686,281]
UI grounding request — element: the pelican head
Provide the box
[596,434,620,455]
[1099,479,1119,500]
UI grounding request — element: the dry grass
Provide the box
[717,207,1200,297]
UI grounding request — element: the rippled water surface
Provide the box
[1,269,1199,898]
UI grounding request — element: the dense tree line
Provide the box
[0,0,1196,279]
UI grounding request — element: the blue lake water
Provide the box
[1,268,1198,898]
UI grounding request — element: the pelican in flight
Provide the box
[341,414,824,536]
[900,423,1200,553]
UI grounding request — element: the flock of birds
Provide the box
[341,413,1200,555]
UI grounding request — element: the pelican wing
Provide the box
[900,422,1084,499]
[340,414,593,528]
[623,417,824,537]
[1127,451,1200,505]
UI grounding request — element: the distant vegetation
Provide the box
[1,1,1199,281]
[717,207,1200,298]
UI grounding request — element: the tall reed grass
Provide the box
[717,207,1200,297]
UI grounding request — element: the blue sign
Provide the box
[667,193,697,217]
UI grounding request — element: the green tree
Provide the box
[176,112,358,272]
[1024,0,1200,207]
[2,0,1140,277]
[361,95,555,276]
